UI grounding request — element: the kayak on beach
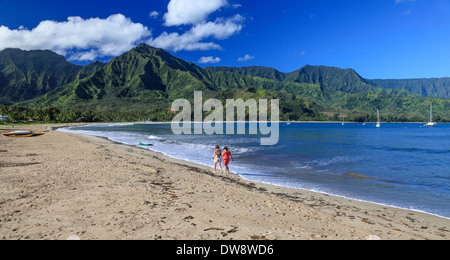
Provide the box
[1,131,46,137]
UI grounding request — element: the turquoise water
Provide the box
[60,122,450,218]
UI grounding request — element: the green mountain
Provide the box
[205,65,374,93]
[2,44,450,122]
[205,66,286,82]
[372,78,450,99]
[285,65,374,93]
[0,48,82,104]
[203,64,446,121]
[26,44,221,112]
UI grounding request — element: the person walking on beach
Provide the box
[222,147,234,174]
[214,145,223,174]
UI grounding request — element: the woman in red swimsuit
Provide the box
[222,147,234,174]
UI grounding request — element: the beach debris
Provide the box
[169,194,178,198]
[220,226,239,237]
[361,218,375,225]
[204,227,224,231]
[367,235,381,240]
[67,235,81,240]
[183,216,194,221]
[0,150,7,152]
[250,235,268,240]
[227,227,238,234]
[185,203,192,208]
[143,201,158,209]
[0,162,40,168]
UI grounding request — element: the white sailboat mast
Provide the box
[430,102,433,123]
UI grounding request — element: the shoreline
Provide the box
[138,147,450,221]
[60,123,449,220]
[1,124,449,240]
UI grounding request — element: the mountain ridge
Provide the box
[3,44,450,104]
[2,44,450,122]
[0,48,82,104]
[371,78,450,99]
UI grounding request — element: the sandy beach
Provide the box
[0,124,449,240]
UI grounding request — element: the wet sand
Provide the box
[0,124,449,240]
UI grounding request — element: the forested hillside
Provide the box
[2,44,450,123]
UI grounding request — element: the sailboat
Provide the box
[425,102,437,127]
[376,110,381,128]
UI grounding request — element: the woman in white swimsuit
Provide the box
[213,145,223,174]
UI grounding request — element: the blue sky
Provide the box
[1,0,450,79]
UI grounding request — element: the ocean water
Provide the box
[59,122,450,218]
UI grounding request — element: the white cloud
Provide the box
[192,15,244,40]
[164,0,228,26]
[148,14,244,52]
[68,50,98,62]
[0,14,151,61]
[147,31,221,52]
[0,1,245,61]
[198,56,221,64]
[238,54,254,62]
[149,11,160,19]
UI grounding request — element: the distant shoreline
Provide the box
[2,120,446,128]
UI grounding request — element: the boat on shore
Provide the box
[1,131,46,137]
